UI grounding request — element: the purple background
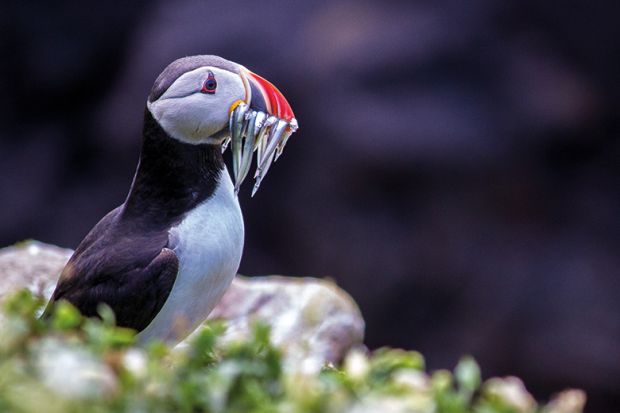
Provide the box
[1,1,619,411]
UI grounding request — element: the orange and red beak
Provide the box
[241,69,296,123]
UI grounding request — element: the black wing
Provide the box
[45,207,179,332]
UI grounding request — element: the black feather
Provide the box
[45,110,224,332]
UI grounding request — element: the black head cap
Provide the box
[148,55,241,103]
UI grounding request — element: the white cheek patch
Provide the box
[149,95,224,143]
[147,67,245,145]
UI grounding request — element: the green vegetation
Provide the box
[0,290,584,413]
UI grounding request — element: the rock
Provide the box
[0,240,73,301]
[543,390,587,413]
[0,241,365,371]
[203,275,365,373]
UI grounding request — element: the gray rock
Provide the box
[204,275,365,373]
[0,240,73,301]
[0,241,365,371]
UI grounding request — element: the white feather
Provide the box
[137,169,244,344]
[147,66,245,145]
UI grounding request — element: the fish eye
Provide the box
[201,71,217,94]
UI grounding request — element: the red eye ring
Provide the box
[201,71,217,94]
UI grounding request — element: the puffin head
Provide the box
[147,55,298,195]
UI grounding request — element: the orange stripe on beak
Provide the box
[244,71,295,122]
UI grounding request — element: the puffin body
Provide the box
[45,56,297,344]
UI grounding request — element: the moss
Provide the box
[0,290,584,413]
[10,239,36,249]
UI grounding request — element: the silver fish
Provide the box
[234,111,260,194]
[221,137,231,153]
[259,119,287,171]
[226,105,298,196]
[230,103,248,181]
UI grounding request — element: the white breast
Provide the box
[137,169,244,344]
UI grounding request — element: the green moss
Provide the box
[10,239,36,249]
[0,290,583,413]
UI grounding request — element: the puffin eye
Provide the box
[201,71,217,94]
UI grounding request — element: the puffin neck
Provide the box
[123,109,225,226]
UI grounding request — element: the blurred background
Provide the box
[1,0,618,411]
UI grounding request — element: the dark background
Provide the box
[1,0,619,411]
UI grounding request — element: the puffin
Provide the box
[44,55,298,344]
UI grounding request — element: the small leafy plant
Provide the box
[0,290,584,413]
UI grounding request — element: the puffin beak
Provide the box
[244,70,296,123]
[225,69,298,197]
